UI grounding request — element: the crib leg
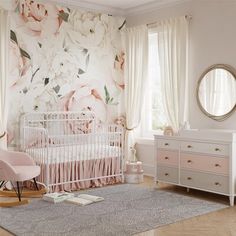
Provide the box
[122,175,125,183]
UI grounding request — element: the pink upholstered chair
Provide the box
[0,149,40,203]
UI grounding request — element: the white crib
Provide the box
[21,112,124,192]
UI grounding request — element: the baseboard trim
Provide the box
[142,164,155,177]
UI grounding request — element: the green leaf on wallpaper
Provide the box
[44,78,49,86]
[59,12,69,22]
[104,86,118,105]
[78,69,85,75]
[15,3,20,13]
[10,30,18,44]
[31,68,40,82]
[86,54,90,67]
[22,87,28,94]
[104,86,110,104]
[67,8,71,13]
[118,20,126,30]
[53,85,60,94]
[38,43,42,48]
[82,48,88,55]
[115,55,119,62]
[20,48,31,59]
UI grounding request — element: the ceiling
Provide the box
[49,0,189,15]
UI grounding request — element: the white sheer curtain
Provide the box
[156,16,189,131]
[124,25,148,161]
[0,8,9,149]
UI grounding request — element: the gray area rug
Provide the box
[0,184,228,236]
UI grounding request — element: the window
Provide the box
[141,17,189,138]
[141,31,168,137]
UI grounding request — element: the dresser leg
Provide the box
[229,196,234,206]
[153,177,158,184]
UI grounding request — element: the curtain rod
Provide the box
[147,14,192,27]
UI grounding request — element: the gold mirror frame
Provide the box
[196,64,236,121]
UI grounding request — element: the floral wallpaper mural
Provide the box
[8,0,126,146]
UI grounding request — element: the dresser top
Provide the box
[154,129,236,143]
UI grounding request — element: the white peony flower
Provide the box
[34,42,87,90]
[67,10,106,48]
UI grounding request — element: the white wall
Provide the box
[127,0,236,175]
[136,140,155,176]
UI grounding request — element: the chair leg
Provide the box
[0,181,6,189]
[16,181,21,202]
[33,178,39,191]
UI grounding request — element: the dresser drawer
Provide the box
[180,153,229,175]
[156,166,178,184]
[180,170,229,194]
[157,139,179,150]
[157,150,178,167]
[181,141,229,156]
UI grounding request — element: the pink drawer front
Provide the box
[180,153,229,175]
[157,150,178,167]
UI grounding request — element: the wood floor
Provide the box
[0,176,235,236]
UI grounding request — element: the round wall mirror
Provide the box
[197,64,236,121]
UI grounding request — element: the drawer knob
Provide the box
[165,173,169,176]
[215,163,221,167]
[187,177,192,180]
[187,145,192,148]
[164,143,169,146]
[215,148,221,152]
[214,182,221,186]
[165,156,169,160]
[187,160,192,163]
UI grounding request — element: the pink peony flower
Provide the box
[56,84,107,134]
[113,51,125,89]
[9,41,30,87]
[18,0,62,37]
[59,84,107,123]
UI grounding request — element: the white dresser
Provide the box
[154,130,236,206]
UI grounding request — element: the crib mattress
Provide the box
[26,144,122,164]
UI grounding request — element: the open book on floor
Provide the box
[43,192,74,203]
[66,194,104,206]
